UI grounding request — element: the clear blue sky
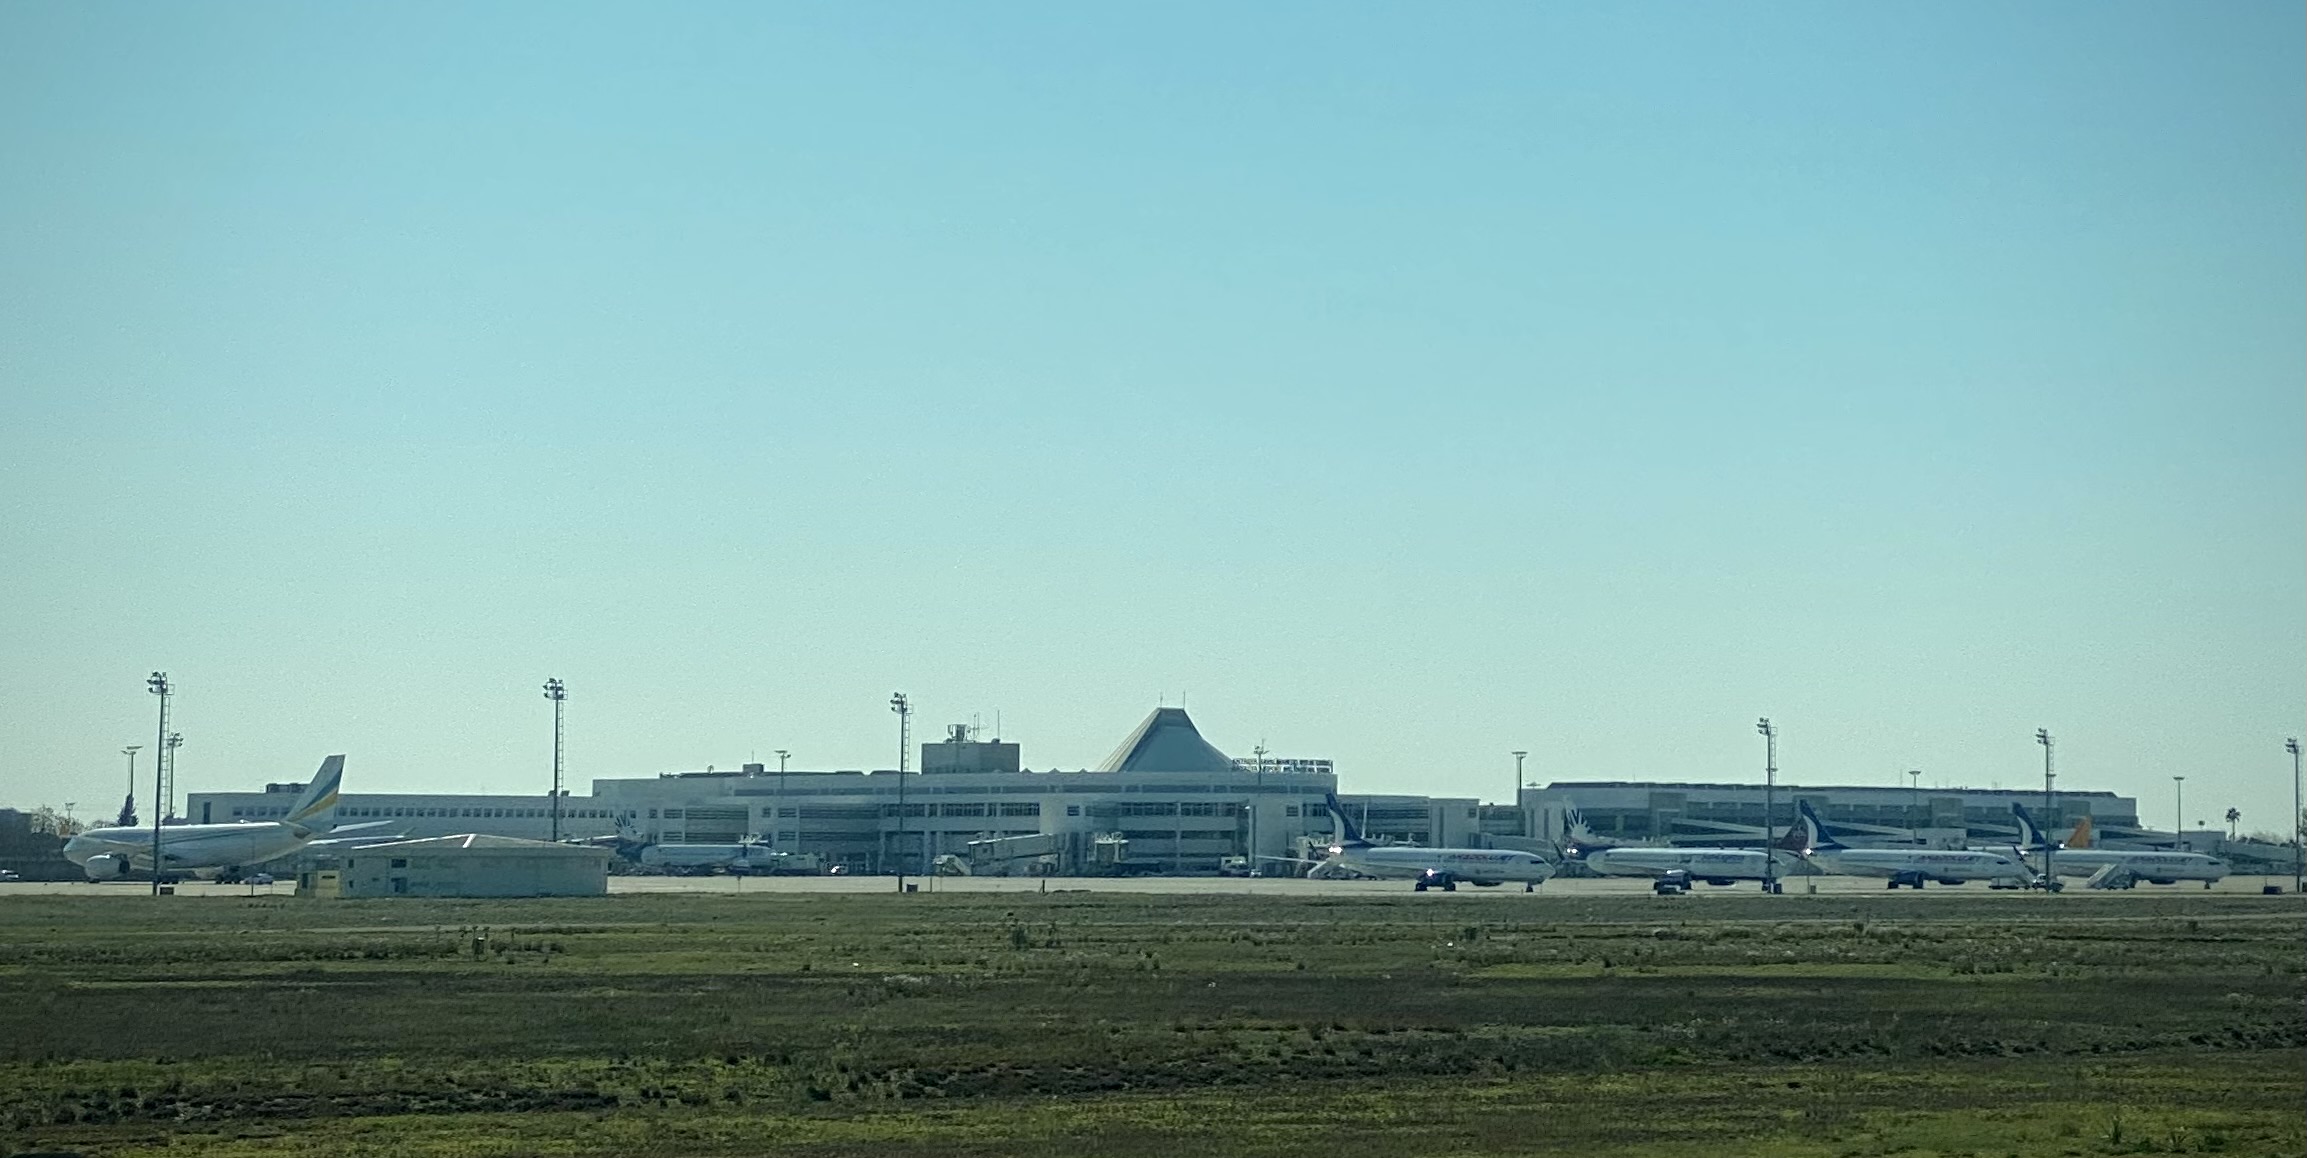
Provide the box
[3,2,2300,834]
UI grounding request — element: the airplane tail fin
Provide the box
[1796,800,1845,852]
[2010,802,2048,850]
[2066,815,2094,849]
[1772,819,1809,853]
[1322,793,1370,848]
[284,755,346,828]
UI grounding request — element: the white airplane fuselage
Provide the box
[1330,845,1554,886]
[64,754,349,880]
[2038,848,2228,883]
[1585,847,1802,883]
[64,821,314,878]
[1810,847,2033,884]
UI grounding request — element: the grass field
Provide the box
[1,890,2300,1157]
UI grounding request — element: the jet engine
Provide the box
[82,853,130,881]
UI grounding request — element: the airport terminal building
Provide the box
[187,707,2160,874]
[1523,781,2147,850]
[190,709,1398,874]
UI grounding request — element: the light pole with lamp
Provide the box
[146,672,170,895]
[2172,775,2185,851]
[2036,729,2055,890]
[118,745,142,828]
[1756,718,1778,894]
[1250,741,1268,871]
[543,679,567,842]
[1511,751,1528,839]
[775,749,792,851]
[2286,738,2301,895]
[1908,769,1923,842]
[890,693,912,892]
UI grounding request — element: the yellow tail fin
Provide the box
[2066,815,2094,849]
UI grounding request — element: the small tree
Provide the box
[22,806,82,837]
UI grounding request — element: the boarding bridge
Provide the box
[964,832,1062,875]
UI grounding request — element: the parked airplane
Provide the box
[1794,800,2037,889]
[1302,793,1554,892]
[2010,804,2228,887]
[1577,825,1809,891]
[64,755,369,881]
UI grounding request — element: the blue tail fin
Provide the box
[1323,793,1370,847]
[2009,802,2047,850]
[1796,800,1846,851]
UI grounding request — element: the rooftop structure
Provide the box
[1097,707,1236,773]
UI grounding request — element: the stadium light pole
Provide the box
[2286,738,2301,894]
[146,672,170,896]
[543,678,567,842]
[1756,719,1777,894]
[1907,769,1923,842]
[2035,729,2055,889]
[890,692,911,892]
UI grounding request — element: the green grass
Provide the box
[0,891,2299,1156]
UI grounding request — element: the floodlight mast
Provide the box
[2286,738,2301,895]
[2172,775,2185,848]
[2036,729,2055,889]
[775,749,792,852]
[543,678,567,842]
[1251,741,1269,870]
[119,746,142,829]
[1511,751,1528,839]
[890,693,911,893]
[1756,719,1777,894]
[146,672,170,896]
[1907,769,1923,841]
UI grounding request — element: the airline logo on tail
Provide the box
[2010,802,2049,850]
[2065,815,2094,849]
[1322,793,1371,849]
[285,755,346,829]
[1795,800,1845,852]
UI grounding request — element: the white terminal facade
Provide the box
[187,706,2164,874]
[189,709,1484,875]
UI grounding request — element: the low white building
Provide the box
[322,834,608,898]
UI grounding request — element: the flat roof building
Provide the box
[1524,781,2146,849]
[315,834,610,898]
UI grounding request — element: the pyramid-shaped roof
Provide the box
[1096,707,1235,773]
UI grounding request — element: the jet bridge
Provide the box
[964,832,1062,875]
